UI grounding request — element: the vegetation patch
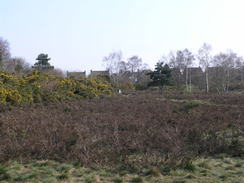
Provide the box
[0,155,242,182]
[0,71,113,104]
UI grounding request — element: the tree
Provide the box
[175,50,186,73]
[118,61,128,74]
[0,37,11,69]
[213,51,237,92]
[103,52,150,88]
[235,56,244,82]
[32,53,54,71]
[147,62,171,87]
[169,51,185,89]
[127,56,142,72]
[3,57,30,74]
[183,49,195,92]
[169,50,194,91]
[169,51,182,88]
[197,43,212,92]
[103,51,123,74]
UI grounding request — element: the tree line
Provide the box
[165,43,244,93]
[0,37,62,76]
[103,43,244,93]
[1,36,244,93]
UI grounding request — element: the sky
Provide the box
[1,0,244,72]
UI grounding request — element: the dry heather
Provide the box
[0,92,243,168]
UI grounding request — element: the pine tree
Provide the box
[32,53,54,70]
[147,62,171,86]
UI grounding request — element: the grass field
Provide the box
[0,155,243,183]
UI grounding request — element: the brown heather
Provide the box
[0,92,243,168]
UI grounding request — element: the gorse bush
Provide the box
[0,71,113,104]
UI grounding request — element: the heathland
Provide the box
[0,86,243,182]
[0,38,243,182]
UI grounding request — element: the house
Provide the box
[67,71,86,78]
[89,70,110,78]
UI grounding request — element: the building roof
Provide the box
[67,71,86,78]
[90,70,109,77]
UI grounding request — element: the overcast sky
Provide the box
[1,0,244,71]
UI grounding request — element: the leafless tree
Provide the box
[127,55,142,72]
[141,63,150,70]
[235,56,244,82]
[168,51,183,88]
[169,50,194,91]
[183,49,194,92]
[118,61,128,74]
[213,51,237,92]
[0,37,11,69]
[175,50,186,74]
[3,57,31,74]
[103,51,123,74]
[168,51,176,68]
[197,43,212,92]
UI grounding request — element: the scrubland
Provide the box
[0,91,243,182]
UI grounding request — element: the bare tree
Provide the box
[103,51,125,89]
[0,37,11,69]
[197,43,212,92]
[183,49,194,92]
[224,51,236,92]
[103,51,123,74]
[168,51,176,68]
[169,50,193,91]
[3,57,31,74]
[235,56,244,82]
[213,51,237,92]
[141,63,150,70]
[169,51,183,88]
[175,50,186,74]
[118,61,128,74]
[127,56,142,72]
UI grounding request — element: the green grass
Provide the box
[0,155,243,183]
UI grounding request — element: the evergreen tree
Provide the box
[147,62,171,86]
[32,53,54,70]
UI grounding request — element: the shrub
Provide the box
[0,92,242,169]
[0,71,114,104]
